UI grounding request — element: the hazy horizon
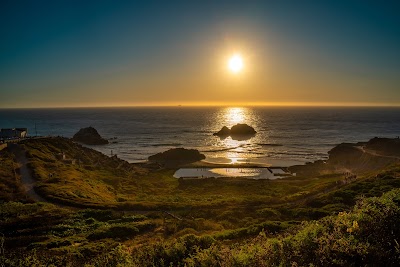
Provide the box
[2,102,400,109]
[0,103,400,109]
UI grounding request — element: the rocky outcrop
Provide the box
[289,137,400,176]
[148,148,205,164]
[230,124,257,136]
[364,137,400,157]
[72,127,109,145]
[213,126,230,137]
[213,124,256,140]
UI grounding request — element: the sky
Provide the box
[1,0,400,108]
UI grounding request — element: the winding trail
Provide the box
[8,144,47,202]
[356,146,400,160]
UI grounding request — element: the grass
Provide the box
[5,138,400,226]
[2,189,399,266]
[0,202,160,254]
[2,137,400,265]
[18,138,344,210]
[0,149,31,203]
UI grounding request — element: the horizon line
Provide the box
[1,102,400,109]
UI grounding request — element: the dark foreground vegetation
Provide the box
[2,189,399,266]
[1,137,400,266]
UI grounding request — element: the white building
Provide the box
[0,128,28,139]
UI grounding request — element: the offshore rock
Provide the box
[213,126,231,137]
[72,127,109,145]
[230,124,257,136]
[148,148,205,164]
[213,124,256,140]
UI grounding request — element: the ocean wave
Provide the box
[234,151,265,155]
[202,144,248,153]
[265,151,324,157]
[119,151,144,155]
[150,143,183,147]
[202,147,238,153]
[183,130,212,134]
[256,143,283,147]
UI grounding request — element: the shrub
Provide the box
[87,224,139,241]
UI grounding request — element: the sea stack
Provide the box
[213,126,231,137]
[230,124,257,136]
[213,123,256,140]
[72,127,109,145]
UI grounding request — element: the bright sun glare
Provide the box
[226,107,245,124]
[228,54,243,73]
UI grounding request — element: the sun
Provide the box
[228,54,243,73]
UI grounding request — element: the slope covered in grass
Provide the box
[2,137,400,266]
[19,137,152,208]
[0,149,32,202]
[2,188,399,266]
[17,137,349,212]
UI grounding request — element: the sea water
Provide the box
[1,107,400,166]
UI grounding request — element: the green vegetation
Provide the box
[0,202,159,256]
[1,137,400,266]
[2,189,399,266]
[0,150,30,202]
[19,138,345,209]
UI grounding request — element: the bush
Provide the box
[79,209,116,221]
[3,189,400,266]
[87,224,139,241]
[128,189,400,266]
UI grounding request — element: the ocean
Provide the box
[1,107,400,166]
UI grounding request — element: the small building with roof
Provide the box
[0,128,28,139]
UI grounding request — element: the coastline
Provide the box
[3,107,400,164]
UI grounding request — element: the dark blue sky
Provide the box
[1,0,400,107]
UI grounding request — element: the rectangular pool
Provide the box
[174,167,291,180]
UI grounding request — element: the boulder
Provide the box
[148,148,205,163]
[230,124,257,136]
[213,124,256,140]
[72,127,109,145]
[213,126,231,137]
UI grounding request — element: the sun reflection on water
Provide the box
[208,107,260,165]
[225,107,246,125]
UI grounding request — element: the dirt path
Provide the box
[8,144,47,202]
[6,144,157,212]
[356,146,400,160]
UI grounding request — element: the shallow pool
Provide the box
[173,167,290,180]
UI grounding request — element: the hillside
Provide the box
[1,137,400,266]
[0,149,29,202]
[290,137,400,176]
[7,137,349,212]
[2,187,399,266]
